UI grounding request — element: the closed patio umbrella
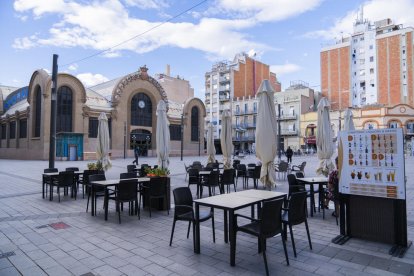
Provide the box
[96,112,112,171]
[207,123,216,164]
[156,100,170,169]
[343,108,355,131]
[255,80,278,190]
[220,109,233,169]
[316,97,335,176]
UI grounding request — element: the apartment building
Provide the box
[321,13,414,110]
[232,81,318,152]
[204,52,281,150]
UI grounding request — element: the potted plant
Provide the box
[145,167,170,177]
[87,160,103,171]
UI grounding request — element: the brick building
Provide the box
[204,52,281,148]
[321,14,414,110]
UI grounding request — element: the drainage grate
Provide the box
[0,252,15,259]
[49,222,70,230]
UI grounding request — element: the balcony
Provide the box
[277,114,297,120]
[281,129,298,136]
[219,77,230,84]
[219,96,230,102]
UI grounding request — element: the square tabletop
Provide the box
[296,177,328,183]
[235,189,286,200]
[91,177,150,187]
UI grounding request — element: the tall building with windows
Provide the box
[204,52,281,149]
[321,13,414,110]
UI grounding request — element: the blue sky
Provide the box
[1,0,414,99]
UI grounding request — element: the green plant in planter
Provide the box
[145,167,170,177]
[87,161,103,170]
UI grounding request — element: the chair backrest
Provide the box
[221,169,235,185]
[205,163,215,169]
[118,179,138,201]
[212,162,219,169]
[208,170,220,186]
[232,160,241,168]
[260,198,284,238]
[44,168,58,173]
[127,165,136,173]
[247,163,256,168]
[153,165,158,169]
[65,167,79,172]
[300,162,307,171]
[58,171,74,187]
[295,171,304,178]
[192,164,203,171]
[83,170,104,185]
[287,191,308,225]
[120,172,136,179]
[253,165,261,178]
[279,162,289,172]
[287,174,305,195]
[88,173,106,183]
[173,187,193,208]
[188,168,199,185]
[192,161,202,166]
[236,164,246,172]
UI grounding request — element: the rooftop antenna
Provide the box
[360,5,364,23]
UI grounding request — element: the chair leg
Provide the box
[289,224,297,257]
[305,219,312,250]
[86,192,90,212]
[212,213,216,243]
[261,238,269,276]
[169,219,176,246]
[187,221,191,239]
[58,187,60,202]
[118,201,121,224]
[281,234,290,266]
[149,198,152,217]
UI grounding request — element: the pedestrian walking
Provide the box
[286,146,293,163]
[132,146,139,165]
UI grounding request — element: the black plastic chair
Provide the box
[80,169,103,199]
[235,164,247,188]
[140,164,149,177]
[43,168,58,199]
[87,173,106,213]
[245,165,261,189]
[49,171,75,202]
[282,191,312,257]
[200,170,220,197]
[234,198,289,275]
[169,187,215,248]
[291,161,306,175]
[120,172,142,218]
[221,169,236,193]
[188,168,200,197]
[66,167,80,192]
[232,159,241,169]
[127,165,138,175]
[287,174,315,215]
[108,177,139,223]
[144,179,169,217]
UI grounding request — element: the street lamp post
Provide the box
[49,54,58,169]
[198,128,201,156]
[146,135,150,157]
[180,113,184,161]
[132,135,138,165]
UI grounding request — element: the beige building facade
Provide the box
[0,66,205,160]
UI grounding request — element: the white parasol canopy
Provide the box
[316,97,335,176]
[220,109,233,169]
[96,112,112,171]
[343,108,355,131]
[255,80,278,190]
[206,123,216,164]
[156,100,170,169]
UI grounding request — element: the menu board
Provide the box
[339,128,405,200]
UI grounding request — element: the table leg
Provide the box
[229,209,236,266]
[194,203,200,254]
[104,188,109,221]
[251,205,255,218]
[310,184,314,217]
[91,186,95,216]
[224,210,228,243]
[320,183,325,219]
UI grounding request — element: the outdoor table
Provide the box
[193,190,286,266]
[90,177,150,220]
[42,171,84,199]
[296,177,328,218]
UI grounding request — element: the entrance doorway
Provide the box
[130,129,151,157]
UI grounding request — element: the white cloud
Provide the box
[68,63,78,71]
[306,0,414,40]
[270,63,302,75]
[123,0,168,10]
[216,0,323,22]
[76,73,109,87]
[12,0,323,60]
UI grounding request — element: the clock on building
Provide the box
[138,100,145,108]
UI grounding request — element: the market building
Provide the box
[0,66,205,160]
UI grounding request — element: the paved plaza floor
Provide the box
[0,154,413,275]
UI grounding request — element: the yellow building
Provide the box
[300,104,414,151]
